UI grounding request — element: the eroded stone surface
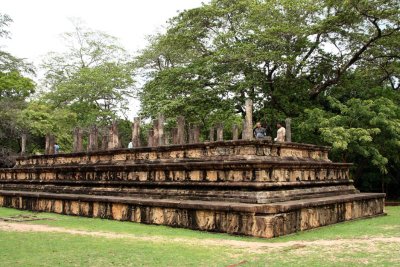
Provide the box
[0,192,385,238]
[14,140,331,167]
[0,140,385,238]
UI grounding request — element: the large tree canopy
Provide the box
[19,21,136,152]
[136,0,399,119]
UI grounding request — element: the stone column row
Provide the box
[71,123,119,153]
[144,117,246,145]
[47,99,292,154]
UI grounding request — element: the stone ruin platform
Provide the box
[0,140,385,238]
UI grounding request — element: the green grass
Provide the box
[1,206,399,242]
[0,207,399,266]
[0,231,239,267]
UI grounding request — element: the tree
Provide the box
[44,62,134,126]
[19,101,77,152]
[136,0,400,119]
[0,13,35,164]
[42,19,129,88]
[38,20,134,129]
[300,94,400,195]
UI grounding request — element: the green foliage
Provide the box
[39,20,135,127]
[116,119,133,148]
[301,96,400,173]
[136,0,400,120]
[0,13,36,157]
[44,63,134,127]
[19,101,77,152]
[16,21,137,153]
[41,19,129,89]
[0,71,34,100]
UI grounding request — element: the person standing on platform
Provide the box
[54,143,60,154]
[274,122,286,142]
[128,141,133,148]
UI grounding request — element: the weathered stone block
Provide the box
[207,171,218,181]
[112,203,129,221]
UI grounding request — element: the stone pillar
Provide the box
[153,119,159,146]
[107,122,120,149]
[172,128,178,144]
[49,135,55,154]
[216,123,224,141]
[164,131,171,145]
[21,133,27,155]
[209,127,215,142]
[192,124,200,143]
[285,118,292,142]
[158,114,165,146]
[132,117,141,147]
[101,131,108,150]
[232,124,239,141]
[243,99,253,140]
[242,120,246,139]
[188,128,194,144]
[45,134,49,154]
[176,116,186,145]
[147,129,154,147]
[45,134,55,155]
[73,127,83,152]
[87,126,98,152]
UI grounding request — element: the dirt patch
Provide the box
[0,221,399,252]
[381,225,400,230]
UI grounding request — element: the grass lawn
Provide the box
[0,206,399,266]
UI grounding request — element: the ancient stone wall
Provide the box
[0,139,385,238]
[0,192,384,238]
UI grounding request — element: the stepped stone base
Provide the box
[0,140,386,238]
[0,190,384,238]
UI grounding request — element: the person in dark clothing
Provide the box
[253,122,267,139]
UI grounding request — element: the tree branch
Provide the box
[309,18,385,98]
[295,33,322,74]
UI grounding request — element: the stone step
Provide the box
[15,140,331,167]
[263,192,386,213]
[0,179,354,189]
[0,190,384,214]
[0,183,358,204]
[1,160,351,183]
[7,159,351,171]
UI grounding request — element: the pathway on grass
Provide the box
[0,221,399,252]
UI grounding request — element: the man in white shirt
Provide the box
[274,123,286,142]
[128,141,133,148]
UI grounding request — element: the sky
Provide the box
[1,0,207,117]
